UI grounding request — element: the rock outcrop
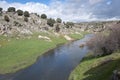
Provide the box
[0,11,120,37]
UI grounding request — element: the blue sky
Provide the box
[6,0,51,4]
[0,0,120,22]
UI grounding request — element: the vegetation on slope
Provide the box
[69,23,120,80]
[0,32,66,74]
[69,52,120,80]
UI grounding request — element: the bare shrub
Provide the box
[87,24,120,56]
[87,34,107,56]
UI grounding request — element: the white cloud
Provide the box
[89,0,103,5]
[0,0,119,22]
[0,0,93,22]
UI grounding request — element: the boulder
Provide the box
[79,44,85,48]
[64,35,74,41]
[38,35,51,42]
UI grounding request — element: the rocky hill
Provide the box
[0,7,120,37]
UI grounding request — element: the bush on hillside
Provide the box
[56,18,62,23]
[47,18,55,27]
[7,7,16,12]
[87,34,107,56]
[65,22,74,28]
[24,11,30,17]
[17,9,23,16]
[87,24,120,56]
[41,14,47,19]
[34,13,40,17]
[0,7,3,12]
[4,15,10,22]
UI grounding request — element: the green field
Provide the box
[69,52,120,80]
[0,32,67,74]
[69,31,89,40]
[0,32,86,74]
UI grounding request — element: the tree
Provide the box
[17,9,23,16]
[4,15,10,22]
[0,7,3,12]
[24,11,30,17]
[47,18,55,27]
[7,7,16,12]
[65,22,74,28]
[56,18,62,23]
[41,14,47,19]
[87,23,120,56]
[0,7,2,16]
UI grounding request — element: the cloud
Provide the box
[0,0,120,22]
[89,0,103,5]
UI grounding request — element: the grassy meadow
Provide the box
[0,32,86,74]
[69,52,120,80]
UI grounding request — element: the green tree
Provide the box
[0,7,3,12]
[41,14,47,19]
[17,9,23,16]
[66,22,74,28]
[7,7,16,12]
[47,18,55,27]
[56,18,62,23]
[24,11,30,17]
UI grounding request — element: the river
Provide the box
[0,34,93,80]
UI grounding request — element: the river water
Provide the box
[0,34,93,80]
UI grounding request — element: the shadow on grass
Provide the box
[83,58,120,80]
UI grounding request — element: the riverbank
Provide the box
[0,31,87,74]
[69,52,120,80]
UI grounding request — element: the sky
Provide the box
[0,0,120,22]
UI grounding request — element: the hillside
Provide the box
[0,8,120,37]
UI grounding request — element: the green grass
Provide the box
[0,32,85,74]
[69,31,89,39]
[69,52,120,80]
[0,33,67,74]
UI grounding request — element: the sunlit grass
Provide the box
[69,52,120,80]
[0,32,85,74]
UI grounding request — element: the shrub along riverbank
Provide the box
[0,32,87,74]
[69,23,120,80]
[69,52,120,80]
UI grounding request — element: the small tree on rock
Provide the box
[24,11,30,17]
[7,7,16,12]
[17,9,23,16]
[47,18,55,27]
[56,18,62,23]
[0,7,3,12]
[41,14,47,19]
[65,22,74,28]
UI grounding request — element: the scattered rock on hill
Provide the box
[64,35,73,41]
[38,35,51,42]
